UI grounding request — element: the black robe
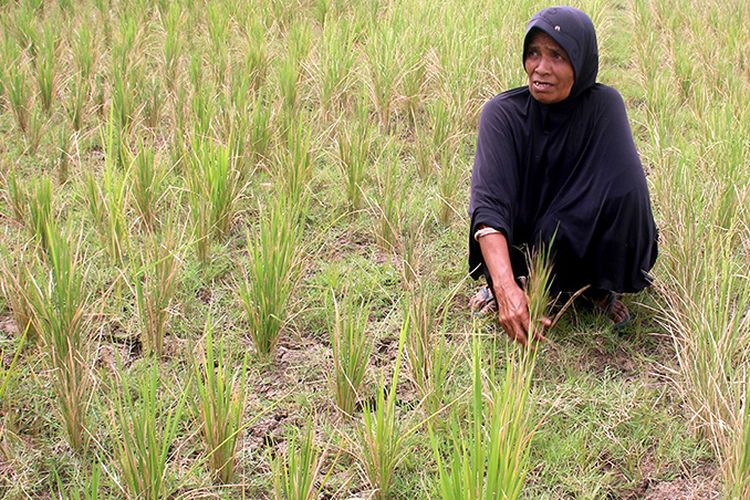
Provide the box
[468,6,658,293]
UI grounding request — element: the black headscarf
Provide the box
[468,6,658,293]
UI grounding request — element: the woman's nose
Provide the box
[535,56,551,74]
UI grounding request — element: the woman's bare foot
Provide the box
[592,292,631,328]
[469,286,497,314]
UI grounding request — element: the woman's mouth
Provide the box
[532,81,554,90]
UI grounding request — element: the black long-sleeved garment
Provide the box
[468,6,658,293]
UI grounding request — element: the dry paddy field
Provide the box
[0,0,748,498]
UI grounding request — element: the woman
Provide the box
[468,6,658,346]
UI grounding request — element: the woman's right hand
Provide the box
[493,282,548,347]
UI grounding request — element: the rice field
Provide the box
[0,0,748,497]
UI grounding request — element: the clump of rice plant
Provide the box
[0,249,39,342]
[193,315,248,483]
[113,362,187,500]
[336,102,371,211]
[277,122,313,209]
[329,291,372,415]
[27,175,53,253]
[85,118,130,264]
[35,24,56,114]
[346,321,411,500]
[366,24,402,130]
[133,223,181,357]
[131,139,166,232]
[372,151,406,253]
[430,332,539,499]
[5,46,30,134]
[66,74,88,132]
[239,198,303,359]
[26,222,92,453]
[6,168,28,223]
[403,286,451,417]
[271,422,333,500]
[186,137,239,261]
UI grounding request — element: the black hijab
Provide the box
[468,6,657,293]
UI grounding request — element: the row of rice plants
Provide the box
[633,0,750,495]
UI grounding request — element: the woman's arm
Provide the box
[478,228,548,346]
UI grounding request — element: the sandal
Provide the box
[469,286,497,316]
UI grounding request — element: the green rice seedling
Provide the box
[111,64,134,131]
[133,223,181,358]
[189,137,239,240]
[141,74,164,130]
[85,121,129,263]
[372,151,406,253]
[248,91,272,166]
[27,175,53,252]
[278,52,301,114]
[239,198,302,359]
[244,16,268,92]
[26,222,92,453]
[328,291,372,416]
[73,24,94,81]
[278,122,313,209]
[0,323,29,402]
[347,321,410,500]
[430,332,538,499]
[271,422,333,500]
[319,19,356,112]
[437,150,462,225]
[57,124,70,183]
[206,2,229,84]
[162,3,182,89]
[131,139,165,231]
[193,315,248,483]
[403,287,433,400]
[113,362,187,500]
[24,105,45,154]
[366,23,401,130]
[58,462,100,500]
[336,102,371,211]
[1,240,44,342]
[6,168,27,223]
[14,2,39,57]
[35,24,56,114]
[6,51,30,134]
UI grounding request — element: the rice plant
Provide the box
[0,249,39,342]
[372,151,406,253]
[6,46,30,134]
[0,322,29,403]
[271,423,332,500]
[278,122,313,209]
[239,198,302,359]
[26,222,92,453]
[319,19,356,111]
[403,286,451,416]
[244,16,268,92]
[347,321,410,500]
[336,102,371,211]
[188,137,239,241]
[193,315,248,483]
[27,175,53,253]
[430,333,538,499]
[366,23,401,130]
[133,223,181,357]
[113,362,187,500]
[6,168,27,223]
[329,291,372,415]
[35,24,56,114]
[84,122,129,264]
[73,24,94,81]
[131,139,165,232]
[248,92,272,166]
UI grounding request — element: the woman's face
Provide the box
[524,31,575,104]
